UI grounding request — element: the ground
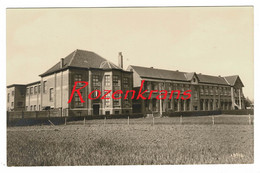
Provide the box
[7,115,254,166]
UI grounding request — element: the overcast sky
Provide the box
[6,7,254,100]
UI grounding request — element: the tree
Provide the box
[244,97,252,108]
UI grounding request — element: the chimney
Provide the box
[118,52,123,69]
[60,58,64,68]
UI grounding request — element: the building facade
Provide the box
[127,65,245,115]
[7,49,133,116]
[7,49,246,116]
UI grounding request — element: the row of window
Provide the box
[143,82,233,96]
[26,105,41,111]
[74,91,129,108]
[26,82,47,95]
[74,74,129,88]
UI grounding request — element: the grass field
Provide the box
[7,115,254,166]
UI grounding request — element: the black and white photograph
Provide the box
[1,1,259,172]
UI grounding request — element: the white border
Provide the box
[0,0,259,173]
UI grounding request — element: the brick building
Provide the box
[7,49,245,116]
[127,65,245,115]
[7,49,133,116]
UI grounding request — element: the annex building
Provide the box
[127,65,245,115]
[7,49,245,116]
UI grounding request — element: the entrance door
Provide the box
[93,104,100,115]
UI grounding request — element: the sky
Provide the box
[6,7,254,100]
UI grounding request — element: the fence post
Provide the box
[35,111,38,119]
[127,116,129,125]
[104,116,106,125]
[212,115,215,125]
[7,111,9,126]
[64,117,67,125]
[248,114,251,125]
[84,117,86,125]
[152,116,154,126]
[180,115,182,125]
[48,110,50,119]
[22,110,24,119]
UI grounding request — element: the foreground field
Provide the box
[7,116,254,166]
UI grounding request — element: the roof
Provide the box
[130,65,187,81]
[196,74,228,85]
[26,81,41,86]
[129,65,239,86]
[7,84,26,88]
[224,75,244,87]
[40,49,123,77]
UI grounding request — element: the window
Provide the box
[205,87,209,95]
[125,96,129,104]
[17,102,23,107]
[34,86,37,94]
[12,91,14,96]
[209,87,213,95]
[11,102,14,107]
[34,105,36,111]
[105,75,110,86]
[39,105,41,111]
[7,93,10,102]
[180,84,184,92]
[105,111,110,115]
[30,105,33,111]
[49,88,54,102]
[74,74,82,82]
[123,77,129,88]
[26,106,28,111]
[30,87,33,94]
[220,88,223,95]
[113,99,119,106]
[38,85,41,93]
[113,75,119,86]
[194,91,198,101]
[193,78,196,82]
[27,88,29,95]
[93,75,100,86]
[43,81,47,93]
[75,92,83,107]
[168,101,171,109]
[200,86,204,94]
[105,92,111,105]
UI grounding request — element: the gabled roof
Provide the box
[224,75,244,87]
[185,72,196,81]
[130,65,188,81]
[40,49,122,77]
[196,74,228,85]
[129,65,231,86]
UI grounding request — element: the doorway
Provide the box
[93,104,100,115]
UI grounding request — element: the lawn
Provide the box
[7,115,254,166]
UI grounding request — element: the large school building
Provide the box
[127,65,245,115]
[7,49,245,116]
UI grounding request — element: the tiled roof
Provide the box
[224,75,244,87]
[40,49,122,76]
[130,65,187,81]
[130,65,232,86]
[196,74,228,85]
[224,75,238,86]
